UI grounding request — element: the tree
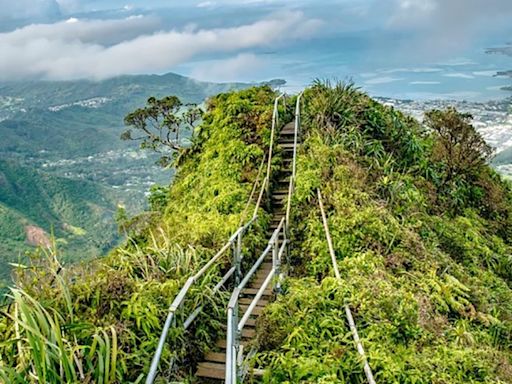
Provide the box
[122,96,203,167]
[425,108,493,183]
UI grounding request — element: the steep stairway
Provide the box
[195,121,297,382]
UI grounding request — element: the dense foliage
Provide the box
[254,81,512,383]
[0,73,255,282]
[0,86,278,382]
[2,82,512,383]
[0,160,118,286]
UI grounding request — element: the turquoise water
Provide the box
[177,31,512,102]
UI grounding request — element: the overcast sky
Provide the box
[0,0,511,99]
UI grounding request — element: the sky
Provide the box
[0,0,512,100]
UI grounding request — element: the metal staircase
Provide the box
[197,119,299,382]
[145,93,303,384]
[143,89,379,384]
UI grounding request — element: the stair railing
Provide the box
[145,93,285,384]
[317,188,377,384]
[225,92,303,383]
[225,218,288,384]
[285,91,304,234]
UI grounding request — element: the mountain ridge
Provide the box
[2,84,512,383]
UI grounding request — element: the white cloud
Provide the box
[437,58,477,66]
[443,73,475,79]
[359,72,377,78]
[473,70,498,77]
[0,10,321,80]
[197,1,216,8]
[409,81,441,85]
[381,67,443,74]
[364,76,403,85]
[3,16,160,46]
[191,53,264,82]
[387,0,437,28]
[386,0,512,57]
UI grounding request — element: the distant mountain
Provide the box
[0,73,261,157]
[0,73,285,284]
[493,146,512,165]
[0,159,117,285]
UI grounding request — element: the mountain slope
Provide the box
[0,73,279,284]
[255,83,512,383]
[2,84,512,383]
[0,72,255,157]
[0,159,118,284]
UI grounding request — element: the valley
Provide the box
[0,73,262,285]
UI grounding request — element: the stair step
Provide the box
[245,318,257,327]
[215,338,248,349]
[254,271,272,280]
[241,328,256,339]
[242,288,272,296]
[239,297,269,306]
[205,351,226,363]
[282,122,295,130]
[240,305,265,316]
[196,362,225,379]
[251,279,271,286]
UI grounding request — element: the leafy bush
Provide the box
[253,81,512,383]
[0,86,281,382]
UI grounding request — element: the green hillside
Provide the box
[1,84,512,383]
[0,73,272,283]
[0,159,118,285]
[0,73,274,157]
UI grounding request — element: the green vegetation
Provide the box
[0,73,260,158]
[0,86,278,382]
[0,160,118,285]
[122,95,203,167]
[2,83,512,383]
[254,82,512,383]
[0,72,258,286]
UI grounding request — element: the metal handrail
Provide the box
[317,189,376,384]
[253,93,286,218]
[225,219,288,383]
[145,93,285,383]
[146,219,254,383]
[285,92,304,232]
[225,91,303,383]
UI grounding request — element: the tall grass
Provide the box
[0,247,119,384]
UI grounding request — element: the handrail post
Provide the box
[233,304,240,382]
[233,231,242,286]
[226,306,235,384]
[284,91,303,267]
[272,238,281,293]
[318,188,376,384]
[226,288,241,384]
